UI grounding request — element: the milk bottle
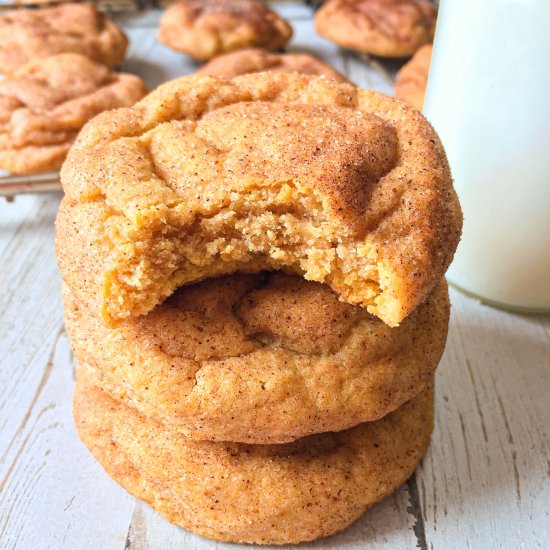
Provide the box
[424,0,550,311]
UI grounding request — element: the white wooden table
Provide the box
[1,4,549,549]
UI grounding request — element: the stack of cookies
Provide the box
[55,73,462,545]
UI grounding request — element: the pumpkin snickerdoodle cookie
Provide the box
[0,3,128,75]
[158,0,292,61]
[74,369,435,545]
[316,0,436,58]
[196,48,349,82]
[0,54,147,174]
[64,273,448,444]
[56,73,461,328]
[394,43,432,110]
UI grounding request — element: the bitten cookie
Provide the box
[64,273,448,444]
[196,48,349,82]
[74,370,434,545]
[394,43,432,110]
[315,0,436,58]
[56,73,461,327]
[0,54,147,174]
[158,0,292,60]
[0,3,128,74]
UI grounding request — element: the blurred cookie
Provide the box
[394,43,432,110]
[12,0,72,3]
[0,3,128,75]
[64,273,448,444]
[74,369,434,545]
[316,0,436,58]
[0,54,147,174]
[158,0,292,60]
[196,48,349,82]
[56,73,461,328]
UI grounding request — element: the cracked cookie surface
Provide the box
[0,3,128,75]
[315,0,436,58]
[74,369,434,544]
[0,53,147,174]
[158,0,292,61]
[56,73,461,327]
[64,272,449,444]
[196,48,350,82]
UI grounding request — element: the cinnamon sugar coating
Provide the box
[196,48,350,82]
[56,73,461,327]
[158,0,292,60]
[0,54,147,174]
[0,3,128,75]
[74,370,434,545]
[315,0,436,58]
[64,273,448,444]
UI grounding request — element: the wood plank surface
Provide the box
[0,4,548,550]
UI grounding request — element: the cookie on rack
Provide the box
[56,72,461,328]
[315,0,436,58]
[157,0,292,60]
[74,368,435,545]
[196,48,350,82]
[394,43,432,110]
[0,54,147,174]
[0,3,128,75]
[64,272,448,444]
[11,0,72,3]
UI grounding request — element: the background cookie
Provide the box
[315,0,436,58]
[196,48,349,82]
[0,3,128,75]
[74,370,435,545]
[64,273,448,444]
[394,43,432,110]
[0,54,147,174]
[158,0,292,60]
[56,73,461,328]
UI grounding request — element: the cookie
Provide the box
[196,48,349,82]
[64,272,448,443]
[394,43,432,110]
[56,73,461,327]
[0,54,147,174]
[315,0,436,58]
[74,369,434,545]
[158,0,292,61]
[0,3,128,75]
[12,0,71,3]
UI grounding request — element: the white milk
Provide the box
[424,0,550,311]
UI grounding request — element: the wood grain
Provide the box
[0,4,548,550]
